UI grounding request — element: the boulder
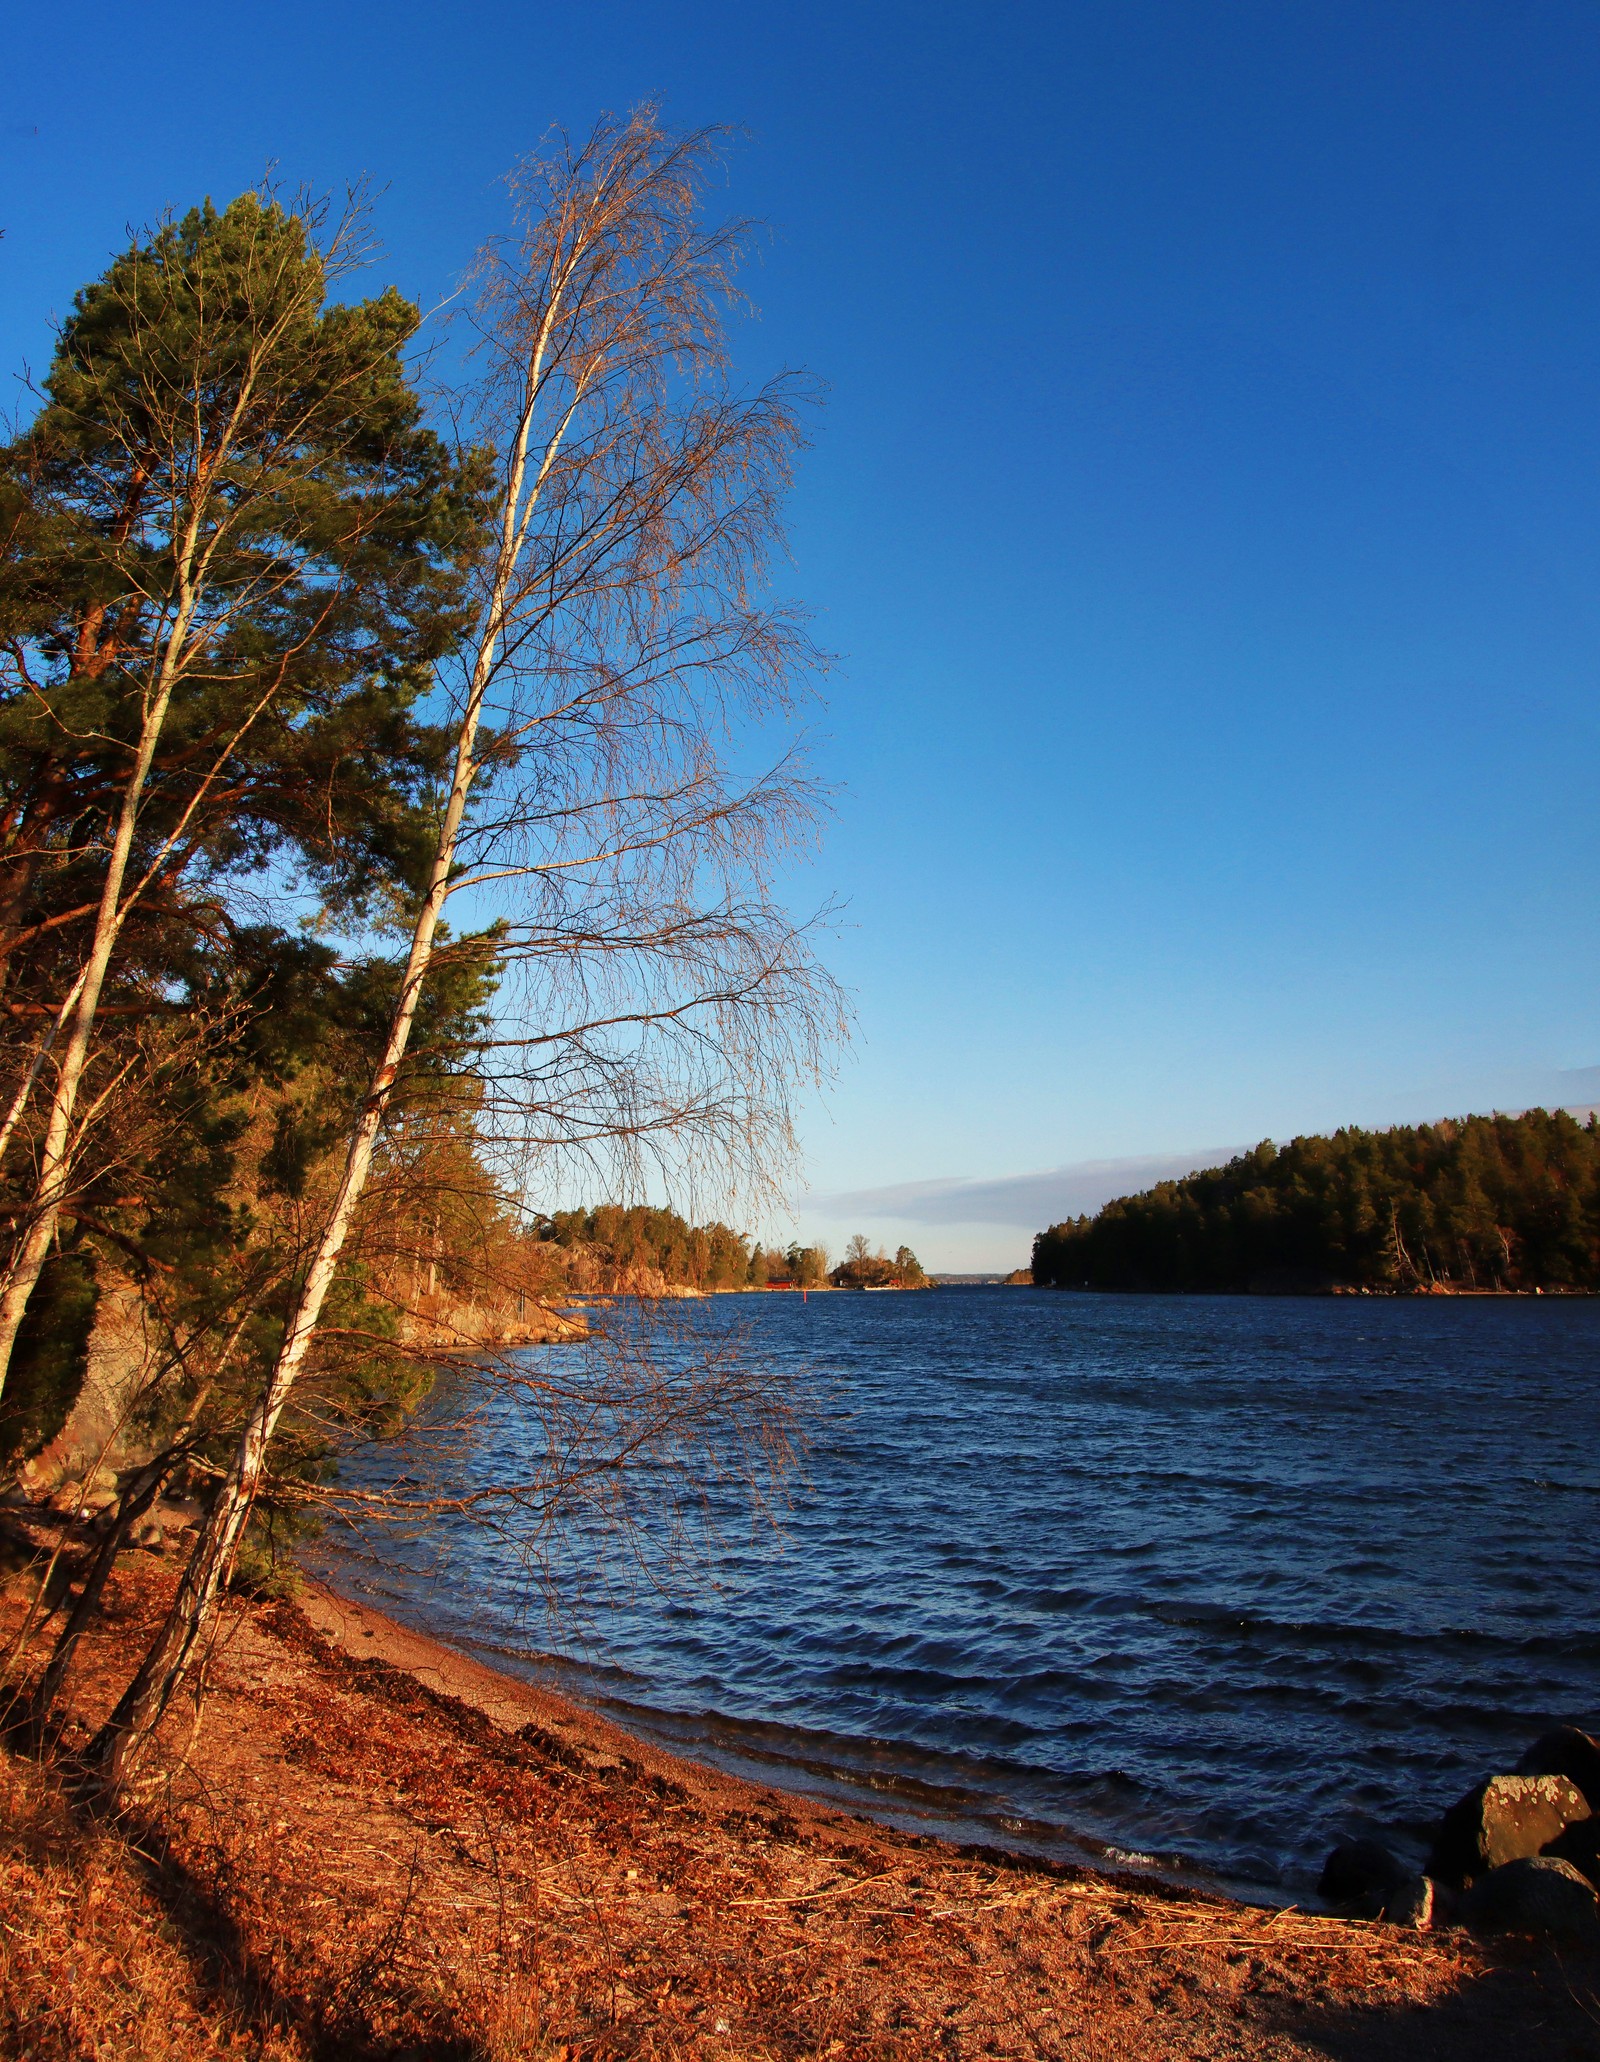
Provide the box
[1462,1856,1600,1939]
[1383,1874,1439,1930]
[1318,1839,1408,1914]
[51,1476,116,1517]
[1542,1814,1600,1889]
[1427,1775,1590,1888]
[1517,1725,1600,1813]
[1317,1844,1446,1928]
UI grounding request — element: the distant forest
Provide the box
[1031,1109,1600,1293]
[536,1207,833,1293]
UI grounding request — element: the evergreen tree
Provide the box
[0,191,488,1409]
[1032,1110,1600,1292]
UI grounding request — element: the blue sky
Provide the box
[6,1,1600,1268]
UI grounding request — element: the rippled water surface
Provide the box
[322,1290,1600,1899]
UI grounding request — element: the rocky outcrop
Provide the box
[398,1292,588,1351]
[1426,1774,1589,1889]
[17,1270,153,1498]
[11,1276,587,1521]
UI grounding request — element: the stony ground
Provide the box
[0,1551,1596,2060]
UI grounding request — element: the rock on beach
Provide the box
[1516,1724,1600,1813]
[1320,1727,1600,1940]
[1543,1813,1600,1889]
[1316,1840,1441,1926]
[1426,1774,1590,1889]
[1318,1839,1406,1914]
[1461,1856,1600,1939]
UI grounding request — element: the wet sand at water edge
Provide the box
[0,1551,1596,2060]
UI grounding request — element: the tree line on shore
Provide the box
[0,111,840,1788]
[1031,1108,1600,1293]
[524,1218,928,1293]
[536,1206,830,1293]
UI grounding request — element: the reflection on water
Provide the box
[315,1289,1600,1899]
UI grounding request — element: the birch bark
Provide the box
[0,217,323,1403]
[94,111,830,1786]
[0,191,450,1413]
[95,383,542,1783]
[0,588,202,1398]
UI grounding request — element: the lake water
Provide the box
[319,1289,1600,1902]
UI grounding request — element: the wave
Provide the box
[330,1288,1600,1894]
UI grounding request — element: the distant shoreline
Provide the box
[1037,1282,1599,1299]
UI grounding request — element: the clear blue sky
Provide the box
[6,1,1600,1267]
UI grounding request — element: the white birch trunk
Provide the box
[0,243,326,1410]
[93,124,777,1784]
[95,389,542,1786]
[0,614,195,1402]
[0,969,88,1173]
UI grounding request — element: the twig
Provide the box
[729,1869,897,1908]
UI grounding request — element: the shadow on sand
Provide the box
[1264,1942,1600,2061]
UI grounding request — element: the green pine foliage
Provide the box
[0,173,813,1641]
[0,194,486,970]
[538,1205,757,1293]
[0,194,493,1471]
[1031,1109,1600,1293]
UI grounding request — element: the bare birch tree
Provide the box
[96,108,841,1787]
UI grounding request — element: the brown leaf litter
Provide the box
[0,1553,1596,2060]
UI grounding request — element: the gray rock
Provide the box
[1427,1774,1590,1889]
[1462,1856,1600,1938]
[1517,1725,1600,1814]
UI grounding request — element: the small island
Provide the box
[828,1235,930,1289]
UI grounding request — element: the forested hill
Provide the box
[536,1206,808,1293]
[1031,1109,1600,1293]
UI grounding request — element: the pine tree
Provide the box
[0,192,488,1409]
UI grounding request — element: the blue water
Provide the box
[318,1289,1600,1901]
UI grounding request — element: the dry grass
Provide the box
[0,1551,1596,2060]
[0,1749,308,2059]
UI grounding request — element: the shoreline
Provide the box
[5,1550,1596,2056]
[310,1569,1275,1906]
[303,1572,1223,1894]
[294,1570,885,1838]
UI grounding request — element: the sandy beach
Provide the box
[0,1547,1594,2059]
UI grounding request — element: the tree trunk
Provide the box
[31,1462,170,1723]
[0,618,194,1405]
[0,273,304,1410]
[90,469,526,1785]
[89,116,801,1789]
